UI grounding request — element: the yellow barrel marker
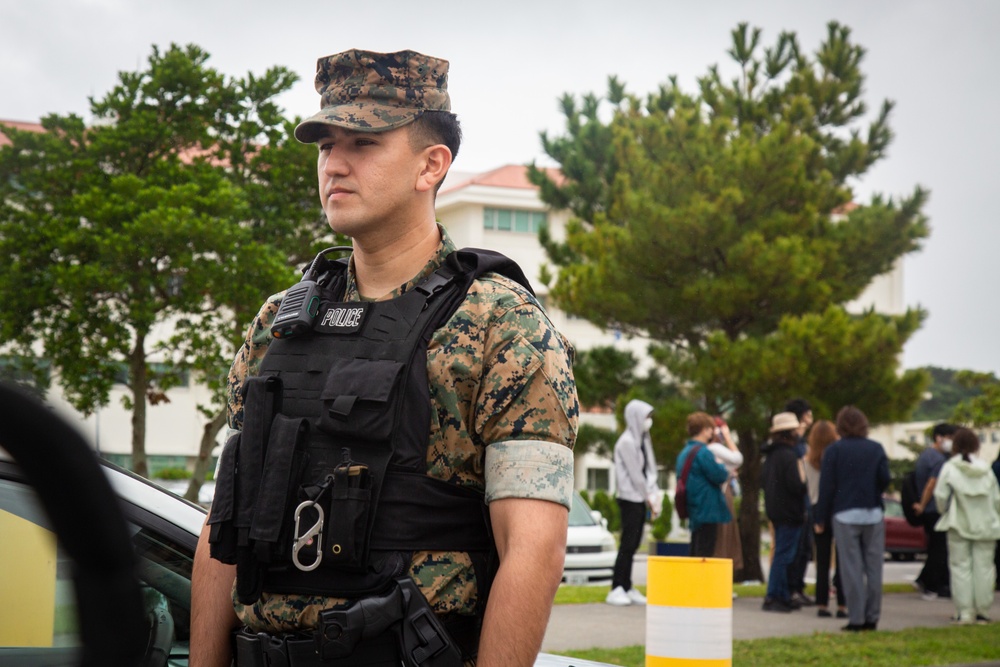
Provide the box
[0,509,58,646]
[646,556,732,666]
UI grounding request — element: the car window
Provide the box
[568,493,598,527]
[0,475,194,667]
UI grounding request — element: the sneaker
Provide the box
[790,591,815,606]
[817,608,832,618]
[626,587,647,605]
[950,615,974,625]
[605,586,632,606]
[975,614,991,625]
[862,621,877,631]
[762,597,794,613]
[842,623,865,632]
[836,608,848,619]
[921,590,939,601]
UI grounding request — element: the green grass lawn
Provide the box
[555,624,998,667]
[552,584,997,666]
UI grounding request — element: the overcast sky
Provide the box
[3,0,999,375]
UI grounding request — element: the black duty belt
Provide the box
[233,613,480,667]
[235,628,400,667]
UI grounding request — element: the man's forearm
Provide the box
[191,518,239,667]
[478,498,567,667]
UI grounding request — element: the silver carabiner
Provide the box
[292,500,324,572]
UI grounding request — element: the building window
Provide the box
[484,208,547,233]
[586,468,609,492]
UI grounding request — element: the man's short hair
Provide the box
[835,405,869,438]
[931,422,957,441]
[686,412,715,438]
[409,111,462,161]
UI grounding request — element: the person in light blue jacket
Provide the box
[934,427,1000,624]
[675,412,730,557]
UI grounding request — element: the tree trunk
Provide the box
[186,409,227,504]
[129,338,149,479]
[734,404,764,583]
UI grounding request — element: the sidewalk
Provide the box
[542,591,968,652]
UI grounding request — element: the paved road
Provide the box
[542,554,999,666]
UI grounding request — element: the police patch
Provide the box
[315,303,368,334]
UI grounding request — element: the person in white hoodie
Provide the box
[934,427,1000,624]
[606,399,661,606]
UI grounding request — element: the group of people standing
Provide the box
[605,403,743,606]
[605,397,1000,630]
[762,406,1000,630]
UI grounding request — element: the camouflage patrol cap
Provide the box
[294,49,451,143]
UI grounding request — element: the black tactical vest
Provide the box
[209,248,532,605]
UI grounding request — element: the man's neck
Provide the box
[351,217,441,300]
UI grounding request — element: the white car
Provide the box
[562,492,618,585]
[0,384,612,666]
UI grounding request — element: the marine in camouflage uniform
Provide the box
[226,225,578,633]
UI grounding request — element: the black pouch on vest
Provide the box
[207,432,240,563]
[317,357,404,441]
[324,453,372,571]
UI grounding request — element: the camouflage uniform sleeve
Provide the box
[227,292,284,432]
[475,278,579,510]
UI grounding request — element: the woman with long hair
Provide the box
[806,419,847,618]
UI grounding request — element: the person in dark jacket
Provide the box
[761,411,808,612]
[814,406,891,632]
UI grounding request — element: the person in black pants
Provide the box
[805,419,847,618]
[607,399,660,606]
[784,398,815,607]
[913,423,957,599]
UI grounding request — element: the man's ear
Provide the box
[415,144,453,193]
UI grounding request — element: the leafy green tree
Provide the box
[0,44,315,480]
[530,22,929,580]
[950,371,1000,428]
[911,366,983,421]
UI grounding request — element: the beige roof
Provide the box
[440,164,563,195]
[0,119,45,147]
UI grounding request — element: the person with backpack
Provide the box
[913,423,958,600]
[675,412,730,557]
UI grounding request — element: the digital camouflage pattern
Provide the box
[294,49,451,143]
[226,227,578,633]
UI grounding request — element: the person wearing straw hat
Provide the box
[761,411,807,612]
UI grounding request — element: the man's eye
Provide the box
[318,143,333,152]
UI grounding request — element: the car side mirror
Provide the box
[591,510,608,529]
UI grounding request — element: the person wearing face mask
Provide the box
[913,422,959,600]
[607,399,661,606]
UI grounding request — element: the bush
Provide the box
[153,467,192,480]
[591,490,621,533]
[650,493,673,541]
